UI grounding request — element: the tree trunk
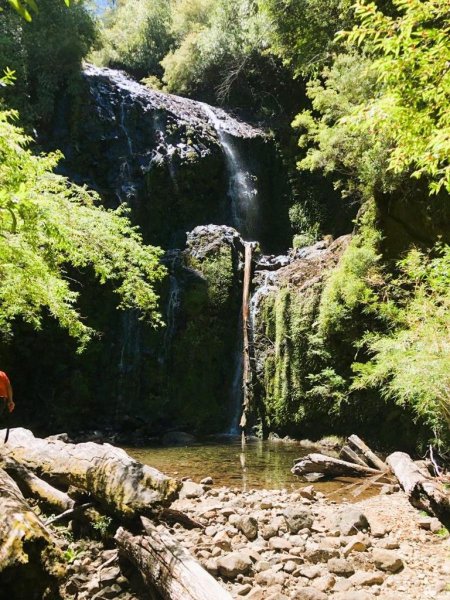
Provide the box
[0,467,52,571]
[348,435,387,472]
[115,517,233,600]
[292,453,381,478]
[240,242,253,430]
[1,456,74,512]
[340,445,370,468]
[1,428,180,519]
[387,451,450,519]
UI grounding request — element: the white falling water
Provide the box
[201,103,260,240]
[162,274,181,362]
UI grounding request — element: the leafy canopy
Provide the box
[0,105,165,349]
[6,0,70,21]
[343,0,450,194]
[297,0,450,198]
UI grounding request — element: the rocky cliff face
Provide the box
[6,68,297,435]
[52,65,292,252]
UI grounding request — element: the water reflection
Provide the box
[125,438,379,501]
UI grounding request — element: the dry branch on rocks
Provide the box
[115,517,233,600]
[1,428,180,519]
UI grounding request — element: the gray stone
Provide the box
[312,574,335,592]
[367,516,390,538]
[269,537,292,551]
[349,570,385,586]
[336,509,369,536]
[179,481,205,499]
[283,507,313,534]
[236,515,259,541]
[291,588,328,600]
[217,553,252,579]
[200,476,213,485]
[342,538,368,556]
[236,583,252,595]
[255,569,286,587]
[334,593,375,600]
[304,545,339,563]
[372,548,404,573]
[204,558,218,575]
[327,557,355,576]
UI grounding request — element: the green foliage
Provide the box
[162,0,270,101]
[0,0,96,123]
[6,0,70,22]
[258,0,354,76]
[90,0,173,78]
[0,108,165,348]
[343,0,450,194]
[352,244,450,443]
[297,0,450,197]
[293,52,397,200]
[318,204,384,336]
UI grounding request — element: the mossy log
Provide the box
[0,466,52,571]
[1,456,74,512]
[387,452,450,519]
[292,453,381,478]
[115,517,233,600]
[1,428,180,519]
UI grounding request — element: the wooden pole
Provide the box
[240,243,252,432]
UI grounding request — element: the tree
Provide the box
[0,104,166,348]
[6,0,70,21]
[0,0,97,124]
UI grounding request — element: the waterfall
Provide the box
[228,318,244,435]
[116,310,141,420]
[201,104,260,241]
[162,251,182,363]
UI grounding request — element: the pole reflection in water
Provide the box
[240,449,248,493]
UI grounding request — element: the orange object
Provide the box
[0,371,10,399]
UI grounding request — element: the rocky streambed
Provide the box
[55,481,449,600]
[1,429,448,600]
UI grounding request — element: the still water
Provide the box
[125,437,377,501]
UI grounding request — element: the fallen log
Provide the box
[0,467,52,571]
[340,445,370,468]
[1,428,180,519]
[1,456,74,512]
[115,517,233,600]
[292,453,381,478]
[348,434,387,472]
[387,452,450,519]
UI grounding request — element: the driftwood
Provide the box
[1,456,74,512]
[387,452,450,519]
[0,467,52,572]
[340,445,370,468]
[115,517,233,600]
[1,428,180,519]
[348,434,387,472]
[292,453,381,478]
[45,502,94,526]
